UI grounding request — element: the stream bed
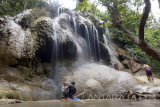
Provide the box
[0,99,160,107]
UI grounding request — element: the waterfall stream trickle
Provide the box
[51,8,103,63]
[103,30,122,67]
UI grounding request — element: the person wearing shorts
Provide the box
[143,64,154,82]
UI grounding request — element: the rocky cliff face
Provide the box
[0,9,55,100]
[0,9,49,66]
[0,7,113,67]
[0,22,36,66]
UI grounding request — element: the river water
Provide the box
[1,99,160,107]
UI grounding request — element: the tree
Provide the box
[100,0,160,61]
[76,0,93,12]
[0,0,46,16]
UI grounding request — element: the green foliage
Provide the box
[0,0,23,16]
[77,0,93,12]
[0,0,46,17]
[77,0,111,30]
[115,27,160,73]
[145,29,160,52]
[77,0,104,18]
[118,3,141,33]
[109,27,131,46]
[98,0,160,72]
[126,45,160,73]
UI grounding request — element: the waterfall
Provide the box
[51,9,102,64]
[103,35,112,58]
[51,17,59,63]
[81,23,91,57]
[58,7,66,16]
[48,8,138,97]
[103,33,122,67]
[91,25,101,60]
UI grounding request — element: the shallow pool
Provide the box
[1,99,160,107]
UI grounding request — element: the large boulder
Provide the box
[54,63,138,97]
[14,9,49,29]
[0,11,51,66]
[85,79,104,94]
[0,17,40,66]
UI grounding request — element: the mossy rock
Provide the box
[31,17,53,39]
[14,8,49,29]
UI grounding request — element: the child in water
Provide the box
[61,82,69,99]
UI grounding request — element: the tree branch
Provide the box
[138,0,151,42]
[139,41,160,60]
[103,0,122,27]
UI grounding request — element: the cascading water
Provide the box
[91,25,101,60]
[51,7,102,64]
[103,30,123,67]
[51,13,86,63]
[78,15,101,61]
[103,34,114,64]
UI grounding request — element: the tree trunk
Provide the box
[138,0,151,42]
[158,0,160,8]
[118,25,160,60]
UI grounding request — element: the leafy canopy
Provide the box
[0,0,46,16]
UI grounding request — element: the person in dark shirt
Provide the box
[114,63,120,70]
[68,81,76,99]
[143,64,154,82]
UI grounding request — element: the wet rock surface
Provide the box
[0,77,57,101]
[54,63,138,97]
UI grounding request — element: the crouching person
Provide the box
[68,81,76,99]
[61,82,69,99]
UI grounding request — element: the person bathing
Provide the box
[61,82,69,99]
[61,81,77,100]
[68,81,76,99]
